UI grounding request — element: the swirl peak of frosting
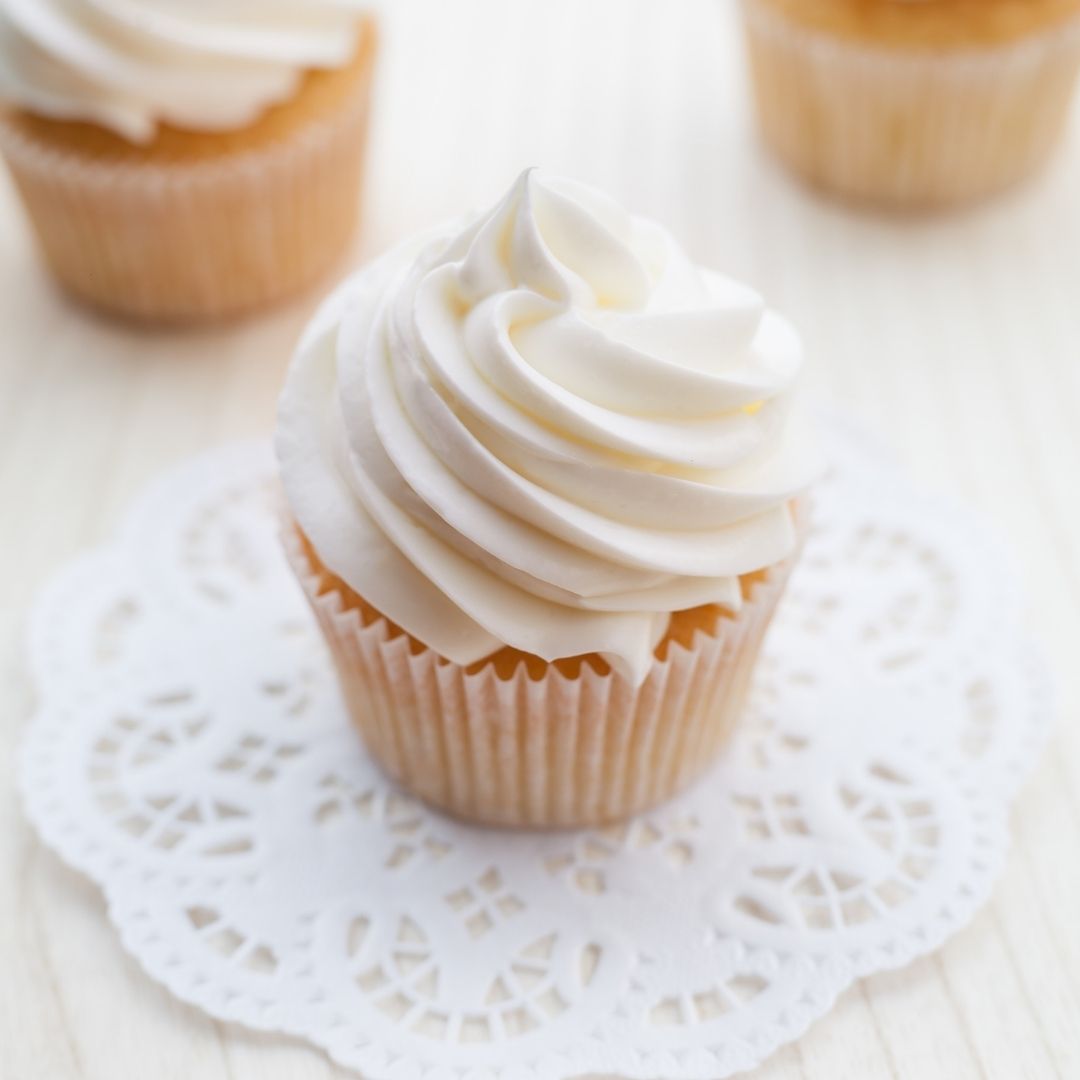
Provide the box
[277,170,819,685]
[0,0,371,142]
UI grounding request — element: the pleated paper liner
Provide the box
[741,0,1080,208]
[284,518,803,829]
[0,18,377,323]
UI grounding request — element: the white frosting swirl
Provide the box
[277,170,819,685]
[0,0,370,142]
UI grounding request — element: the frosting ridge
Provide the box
[0,0,370,141]
[277,170,819,684]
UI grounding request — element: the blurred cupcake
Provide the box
[276,169,819,828]
[0,2,377,322]
[741,0,1080,207]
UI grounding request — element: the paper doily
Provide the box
[20,421,1051,1080]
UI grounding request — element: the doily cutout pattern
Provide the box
[20,422,1052,1080]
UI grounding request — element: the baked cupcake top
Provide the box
[0,0,370,142]
[277,170,819,685]
[750,0,1080,46]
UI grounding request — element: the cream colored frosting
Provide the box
[0,0,370,142]
[277,170,819,685]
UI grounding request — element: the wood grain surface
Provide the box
[2,3,1078,1078]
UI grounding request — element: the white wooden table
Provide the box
[3,2,1079,1077]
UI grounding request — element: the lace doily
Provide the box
[20,420,1051,1080]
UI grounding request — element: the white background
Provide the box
[2,1,1079,1077]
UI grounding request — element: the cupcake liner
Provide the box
[0,45,375,322]
[741,0,1080,207]
[284,523,800,829]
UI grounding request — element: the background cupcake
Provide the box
[0,1,377,322]
[277,169,819,828]
[741,0,1080,208]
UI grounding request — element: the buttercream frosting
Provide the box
[277,170,819,685]
[0,0,370,142]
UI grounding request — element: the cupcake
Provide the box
[276,169,819,828]
[741,0,1080,207]
[0,2,377,322]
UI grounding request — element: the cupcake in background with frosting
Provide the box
[277,169,820,828]
[0,1,377,322]
[740,0,1080,208]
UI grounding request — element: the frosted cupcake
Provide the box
[0,1,377,322]
[741,0,1080,207]
[277,170,818,828]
